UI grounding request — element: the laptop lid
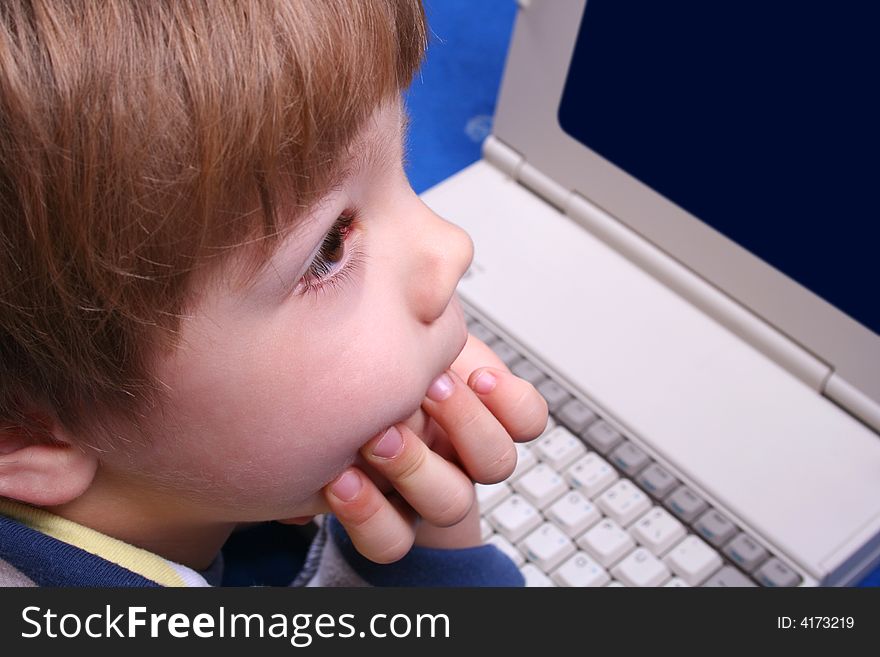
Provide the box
[491,0,880,428]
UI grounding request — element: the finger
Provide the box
[361,424,475,528]
[450,332,510,382]
[323,467,417,564]
[414,497,483,549]
[421,369,518,484]
[467,367,549,441]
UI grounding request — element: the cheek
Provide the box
[290,325,427,444]
[237,315,427,488]
[144,283,433,513]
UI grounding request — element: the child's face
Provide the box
[97,98,473,523]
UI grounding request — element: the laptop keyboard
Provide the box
[465,312,803,587]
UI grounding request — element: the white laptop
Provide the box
[421,0,880,586]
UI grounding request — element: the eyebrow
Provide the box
[248,102,410,296]
[326,101,410,192]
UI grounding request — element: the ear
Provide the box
[0,419,98,507]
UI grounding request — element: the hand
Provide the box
[322,334,549,563]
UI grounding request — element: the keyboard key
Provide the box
[488,340,521,367]
[488,494,542,543]
[664,485,709,523]
[605,580,626,587]
[611,547,671,587]
[481,518,493,541]
[533,426,586,470]
[519,523,576,572]
[546,490,602,537]
[723,533,769,572]
[475,481,511,511]
[608,440,650,477]
[577,518,635,567]
[565,453,618,497]
[663,535,723,586]
[702,566,757,587]
[552,552,610,587]
[467,321,497,346]
[663,577,691,587]
[636,463,679,499]
[581,420,623,455]
[512,463,568,509]
[755,558,802,587]
[521,563,555,587]
[595,479,652,527]
[694,509,738,547]
[510,359,547,387]
[536,379,571,413]
[556,399,598,434]
[487,534,524,567]
[629,506,687,556]
[509,442,538,481]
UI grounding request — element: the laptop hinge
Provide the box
[564,191,831,393]
[484,135,568,210]
[481,134,831,394]
[483,135,524,179]
[825,375,880,434]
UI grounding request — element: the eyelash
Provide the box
[297,210,366,298]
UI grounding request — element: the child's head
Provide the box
[0,1,472,542]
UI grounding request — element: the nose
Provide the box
[407,202,474,324]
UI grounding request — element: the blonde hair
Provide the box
[0,0,427,445]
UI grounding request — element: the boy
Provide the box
[0,1,547,586]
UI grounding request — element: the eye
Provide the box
[306,213,355,278]
[297,210,365,297]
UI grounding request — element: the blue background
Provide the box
[403,0,879,587]
[403,0,516,193]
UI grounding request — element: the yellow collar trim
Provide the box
[0,498,191,587]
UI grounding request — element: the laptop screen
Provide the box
[559,0,878,336]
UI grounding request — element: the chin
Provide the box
[439,295,469,372]
[288,492,332,518]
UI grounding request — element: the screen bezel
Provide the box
[491,0,879,403]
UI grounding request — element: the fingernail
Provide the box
[427,373,454,401]
[471,370,497,394]
[372,426,403,459]
[330,470,362,501]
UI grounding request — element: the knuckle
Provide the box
[432,485,475,527]
[371,533,415,564]
[339,494,385,530]
[475,443,518,484]
[389,439,429,484]
[508,386,549,440]
[455,407,487,437]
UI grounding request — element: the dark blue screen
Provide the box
[559,1,879,336]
